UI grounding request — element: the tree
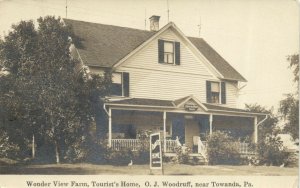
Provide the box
[0,20,41,159]
[245,104,279,141]
[287,54,299,85]
[0,16,112,163]
[278,54,299,140]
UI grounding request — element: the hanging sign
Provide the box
[184,100,199,111]
[149,133,162,169]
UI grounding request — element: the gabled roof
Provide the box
[64,18,246,82]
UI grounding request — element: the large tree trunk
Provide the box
[54,140,60,164]
[32,134,35,159]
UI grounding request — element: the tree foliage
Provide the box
[279,94,299,140]
[278,54,299,140]
[244,104,279,141]
[256,134,289,166]
[0,16,111,163]
[287,54,299,85]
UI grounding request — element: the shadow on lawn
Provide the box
[0,165,96,175]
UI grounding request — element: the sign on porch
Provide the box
[184,100,199,111]
[149,133,162,170]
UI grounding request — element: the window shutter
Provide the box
[175,42,180,65]
[221,82,226,104]
[158,39,164,63]
[206,81,212,103]
[122,72,129,97]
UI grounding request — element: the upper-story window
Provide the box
[164,42,174,64]
[206,81,226,104]
[210,82,220,103]
[111,72,129,97]
[158,39,180,65]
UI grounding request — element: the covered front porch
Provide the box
[103,97,266,158]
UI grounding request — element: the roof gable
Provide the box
[174,95,207,111]
[118,25,217,78]
[64,18,246,82]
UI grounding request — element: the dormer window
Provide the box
[206,81,226,104]
[158,39,180,65]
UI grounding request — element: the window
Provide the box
[111,72,129,97]
[164,42,174,64]
[158,39,180,65]
[211,82,220,104]
[206,81,226,104]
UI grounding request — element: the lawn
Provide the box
[0,163,298,175]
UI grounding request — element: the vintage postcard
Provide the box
[0,0,298,188]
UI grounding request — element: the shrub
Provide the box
[64,138,108,164]
[173,145,191,164]
[256,134,290,166]
[104,148,133,166]
[132,150,150,164]
[0,132,22,159]
[206,131,241,165]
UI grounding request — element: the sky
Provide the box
[0,0,298,111]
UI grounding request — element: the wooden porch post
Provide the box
[163,111,167,152]
[209,114,213,135]
[108,108,112,147]
[254,116,258,143]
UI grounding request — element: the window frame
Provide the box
[209,81,222,104]
[111,72,128,97]
[163,41,175,64]
[159,39,180,65]
[210,81,222,104]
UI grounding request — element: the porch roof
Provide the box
[105,98,174,107]
[104,97,266,116]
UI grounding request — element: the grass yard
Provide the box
[0,163,298,175]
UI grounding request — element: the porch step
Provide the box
[188,154,208,165]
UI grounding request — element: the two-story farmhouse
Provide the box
[63,16,267,158]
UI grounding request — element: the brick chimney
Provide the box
[149,15,160,31]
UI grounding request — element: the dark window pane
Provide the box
[111,83,122,96]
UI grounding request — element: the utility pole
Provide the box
[66,0,68,18]
[197,16,202,37]
[144,8,147,30]
[167,0,170,22]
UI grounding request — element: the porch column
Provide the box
[163,111,167,152]
[108,108,112,147]
[254,116,258,143]
[209,114,213,135]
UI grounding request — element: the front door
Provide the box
[185,119,200,149]
[172,118,185,144]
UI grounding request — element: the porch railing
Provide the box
[238,142,256,155]
[110,139,256,155]
[111,139,142,151]
[111,139,181,152]
[165,139,181,153]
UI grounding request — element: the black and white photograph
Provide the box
[0,0,298,187]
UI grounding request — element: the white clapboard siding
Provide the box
[117,67,211,102]
[225,81,238,107]
[121,29,214,77]
[89,27,239,107]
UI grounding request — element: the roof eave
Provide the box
[207,109,268,116]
